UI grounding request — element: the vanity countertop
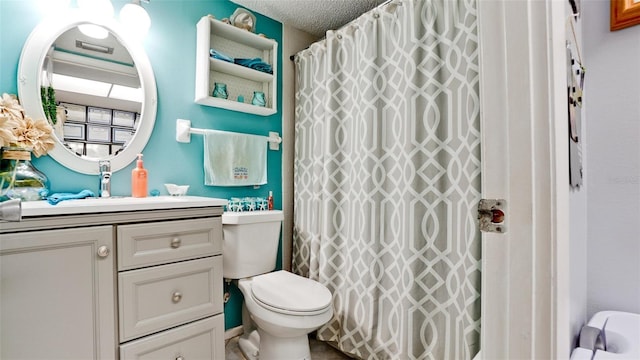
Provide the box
[19,196,228,217]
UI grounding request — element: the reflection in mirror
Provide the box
[41,25,142,160]
[18,10,157,175]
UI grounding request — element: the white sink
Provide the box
[20,196,228,217]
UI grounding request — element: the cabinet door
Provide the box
[0,226,116,359]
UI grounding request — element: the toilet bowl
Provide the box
[570,311,640,360]
[237,271,333,360]
[222,210,334,360]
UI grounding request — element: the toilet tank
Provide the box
[222,210,284,279]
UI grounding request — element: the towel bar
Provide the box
[175,118,281,150]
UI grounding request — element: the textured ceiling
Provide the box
[230,0,387,37]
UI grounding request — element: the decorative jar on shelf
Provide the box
[251,91,266,107]
[0,147,50,201]
[212,82,229,99]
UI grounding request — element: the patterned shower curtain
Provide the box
[293,0,480,359]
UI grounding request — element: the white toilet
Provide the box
[222,210,333,360]
[570,311,640,360]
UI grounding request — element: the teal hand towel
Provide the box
[203,130,267,186]
[47,189,96,205]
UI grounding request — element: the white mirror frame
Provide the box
[18,9,157,175]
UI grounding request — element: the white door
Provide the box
[478,0,571,358]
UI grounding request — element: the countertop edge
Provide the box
[18,196,228,217]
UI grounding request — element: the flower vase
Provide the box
[0,147,50,201]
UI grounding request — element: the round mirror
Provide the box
[18,9,156,175]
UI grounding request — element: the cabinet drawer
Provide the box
[118,217,222,270]
[120,314,224,360]
[119,256,223,342]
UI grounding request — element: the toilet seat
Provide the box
[570,312,640,360]
[251,271,332,316]
[592,312,640,359]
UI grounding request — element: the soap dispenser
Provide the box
[131,154,148,198]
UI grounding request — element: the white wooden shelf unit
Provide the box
[195,15,277,116]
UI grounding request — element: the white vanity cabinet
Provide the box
[0,226,116,359]
[1,198,227,360]
[195,15,278,116]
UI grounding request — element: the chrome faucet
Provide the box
[99,160,111,198]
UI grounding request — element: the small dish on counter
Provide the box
[164,184,189,196]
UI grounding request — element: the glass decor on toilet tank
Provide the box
[226,197,269,212]
[0,93,55,201]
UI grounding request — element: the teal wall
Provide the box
[0,0,283,330]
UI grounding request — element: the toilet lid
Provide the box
[251,271,332,314]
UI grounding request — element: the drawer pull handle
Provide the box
[97,246,110,258]
[172,291,183,303]
[170,237,182,249]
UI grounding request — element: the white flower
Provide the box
[0,93,24,121]
[0,93,55,157]
[0,113,17,148]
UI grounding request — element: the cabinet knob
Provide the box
[97,245,110,258]
[170,237,182,249]
[176,356,184,360]
[172,291,183,303]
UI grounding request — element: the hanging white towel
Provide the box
[203,130,267,186]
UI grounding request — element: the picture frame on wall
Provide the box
[611,0,640,31]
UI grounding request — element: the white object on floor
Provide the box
[570,311,640,360]
[238,330,261,360]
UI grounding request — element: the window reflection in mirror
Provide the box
[41,25,142,161]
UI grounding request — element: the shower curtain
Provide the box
[292,0,480,359]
